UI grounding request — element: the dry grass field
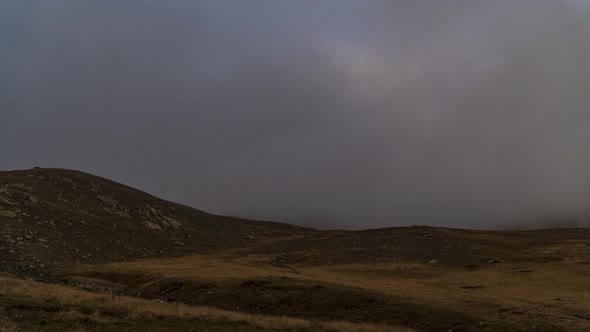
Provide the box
[0,276,410,332]
[64,245,590,332]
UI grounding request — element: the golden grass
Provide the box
[0,320,17,332]
[70,244,590,331]
[76,252,590,304]
[0,276,411,332]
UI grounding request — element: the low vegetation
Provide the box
[67,250,590,331]
[1,169,589,331]
[0,276,409,332]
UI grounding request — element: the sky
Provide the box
[2,0,590,229]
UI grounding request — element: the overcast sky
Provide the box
[2,0,590,229]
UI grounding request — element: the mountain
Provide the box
[0,168,311,274]
[2,168,590,331]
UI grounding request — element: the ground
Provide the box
[1,168,589,331]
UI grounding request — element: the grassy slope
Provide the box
[67,243,590,332]
[0,276,408,332]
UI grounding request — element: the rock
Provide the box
[144,221,163,231]
[572,312,590,320]
[0,210,17,218]
[429,259,438,264]
[25,193,38,203]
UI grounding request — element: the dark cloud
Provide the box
[2,0,590,229]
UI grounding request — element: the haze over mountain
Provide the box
[2,0,590,229]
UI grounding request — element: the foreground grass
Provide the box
[71,248,590,331]
[0,276,410,332]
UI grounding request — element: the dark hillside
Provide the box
[0,168,312,274]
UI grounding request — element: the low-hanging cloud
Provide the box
[2,0,590,229]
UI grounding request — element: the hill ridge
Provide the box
[0,167,311,275]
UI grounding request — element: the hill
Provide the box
[0,168,311,275]
[1,168,589,331]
